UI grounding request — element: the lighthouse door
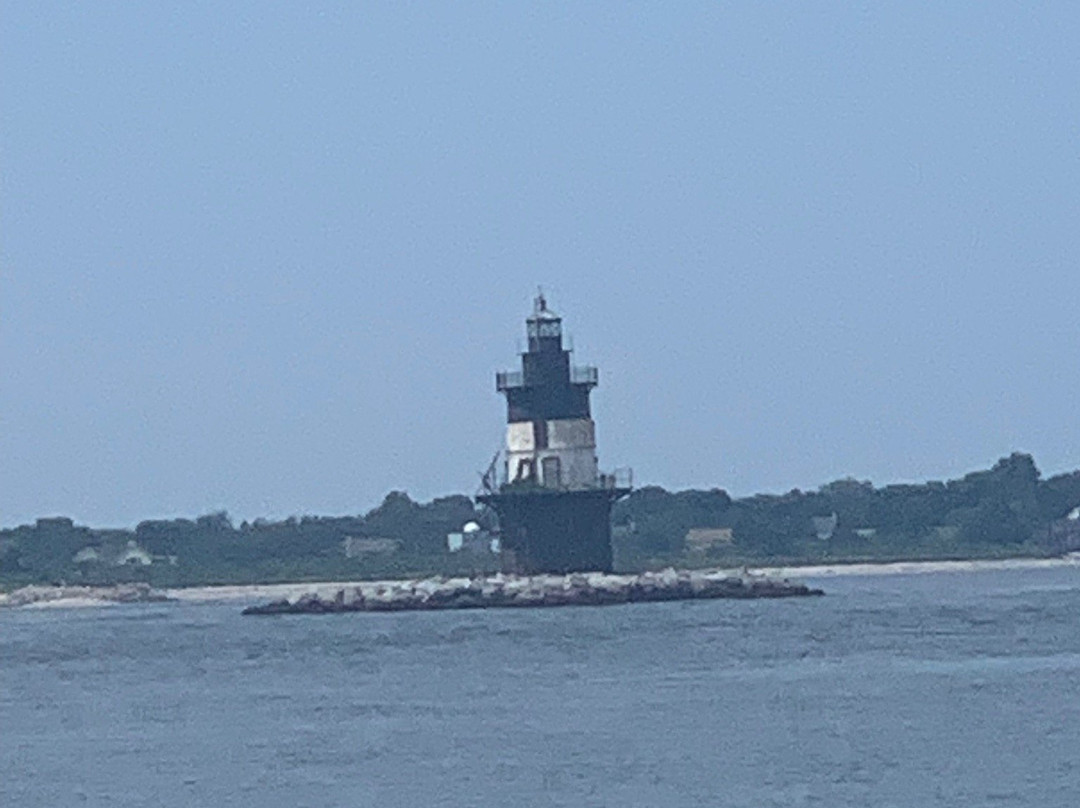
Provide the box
[541,456,562,488]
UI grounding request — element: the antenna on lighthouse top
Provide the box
[535,286,546,313]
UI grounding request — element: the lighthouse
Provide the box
[478,293,631,574]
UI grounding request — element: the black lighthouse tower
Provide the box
[478,294,631,574]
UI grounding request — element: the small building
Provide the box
[932,525,961,543]
[684,527,734,553]
[448,522,496,555]
[72,546,103,565]
[117,540,152,566]
[811,514,838,541]
[72,540,154,566]
[342,537,401,558]
[1047,506,1080,552]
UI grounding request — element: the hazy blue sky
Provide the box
[3,3,1078,527]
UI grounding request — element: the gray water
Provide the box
[3,567,1080,807]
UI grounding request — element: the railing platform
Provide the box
[496,365,599,391]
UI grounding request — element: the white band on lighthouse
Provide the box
[506,417,599,489]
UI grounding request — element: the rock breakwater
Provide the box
[241,568,823,615]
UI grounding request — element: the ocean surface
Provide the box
[3,566,1080,807]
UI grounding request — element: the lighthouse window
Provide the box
[527,321,539,338]
[542,456,561,487]
[538,321,560,338]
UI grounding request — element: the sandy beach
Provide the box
[167,556,1080,605]
[746,555,1080,581]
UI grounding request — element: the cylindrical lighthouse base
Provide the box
[477,487,629,575]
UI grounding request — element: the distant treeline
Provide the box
[613,453,1080,568]
[0,493,485,588]
[2,453,1079,587]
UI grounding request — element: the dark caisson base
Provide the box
[477,487,629,575]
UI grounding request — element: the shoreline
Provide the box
[169,555,1080,605]
[3,555,1078,610]
[742,554,1080,580]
